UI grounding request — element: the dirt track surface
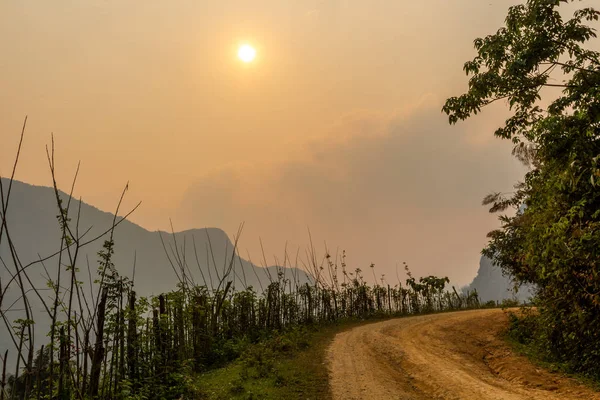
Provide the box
[327,309,600,400]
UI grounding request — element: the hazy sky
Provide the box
[2,0,570,285]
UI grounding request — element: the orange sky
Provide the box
[5,0,592,285]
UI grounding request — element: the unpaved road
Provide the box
[327,309,600,400]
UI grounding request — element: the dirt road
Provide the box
[327,309,600,400]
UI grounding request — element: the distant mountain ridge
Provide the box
[0,178,313,370]
[0,178,310,296]
[466,254,534,302]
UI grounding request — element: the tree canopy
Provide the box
[443,0,600,376]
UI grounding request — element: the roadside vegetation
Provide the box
[0,133,484,399]
[444,0,600,381]
[196,321,356,400]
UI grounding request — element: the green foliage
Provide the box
[506,309,538,345]
[500,298,521,308]
[444,0,600,379]
[4,254,479,399]
[484,300,498,308]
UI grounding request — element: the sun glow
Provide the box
[238,44,256,63]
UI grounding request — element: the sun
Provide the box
[238,44,256,63]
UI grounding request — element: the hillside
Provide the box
[0,178,309,293]
[466,255,534,303]
[0,178,311,361]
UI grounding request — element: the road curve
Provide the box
[327,309,600,400]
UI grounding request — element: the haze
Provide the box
[1,0,541,286]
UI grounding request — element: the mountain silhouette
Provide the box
[466,255,534,302]
[0,178,311,360]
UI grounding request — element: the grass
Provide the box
[195,318,384,400]
[502,309,600,391]
[504,336,600,391]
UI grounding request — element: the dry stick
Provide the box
[306,228,324,288]
[205,230,222,286]
[168,221,192,289]
[0,122,25,349]
[452,286,463,309]
[158,232,183,284]
[74,312,80,390]
[293,248,301,300]
[71,200,92,374]
[57,185,105,382]
[205,243,213,291]
[259,238,273,283]
[283,248,293,293]
[303,248,319,289]
[169,239,193,289]
[57,327,67,399]
[84,257,98,315]
[324,242,336,289]
[131,251,137,287]
[276,243,286,285]
[245,251,264,293]
[298,256,313,285]
[221,240,229,283]
[167,242,184,280]
[0,116,27,246]
[118,290,126,392]
[35,346,43,400]
[225,250,244,292]
[181,236,189,278]
[89,182,130,327]
[209,224,244,334]
[0,311,29,366]
[236,252,248,290]
[168,220,185,280]
[1,350,7,400]
[0,124,37,394]
[88,287,108,398]
[81,330,89,396]
[84,183,131,398]
[333,247,340,292]
[98,336,108,399]
[226,224,246,291]
[10,325,25,400]
[52,165,87,398]
[180,237,197,288]
[23,324,35,399]
[107,317,117,399]
[3,229,35,395]
[127,291,137,386]
[191,236,210,291]
[46,137,69,399]
[222,223,244,285]
[212,281,232,336]
[0,258,15,308]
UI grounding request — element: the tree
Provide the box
[443,0,600,376]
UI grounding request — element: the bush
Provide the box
[506,309,536,345]
[500,298,520,309]
[484,300,497,308]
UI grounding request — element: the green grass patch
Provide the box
[194,318,384,400]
